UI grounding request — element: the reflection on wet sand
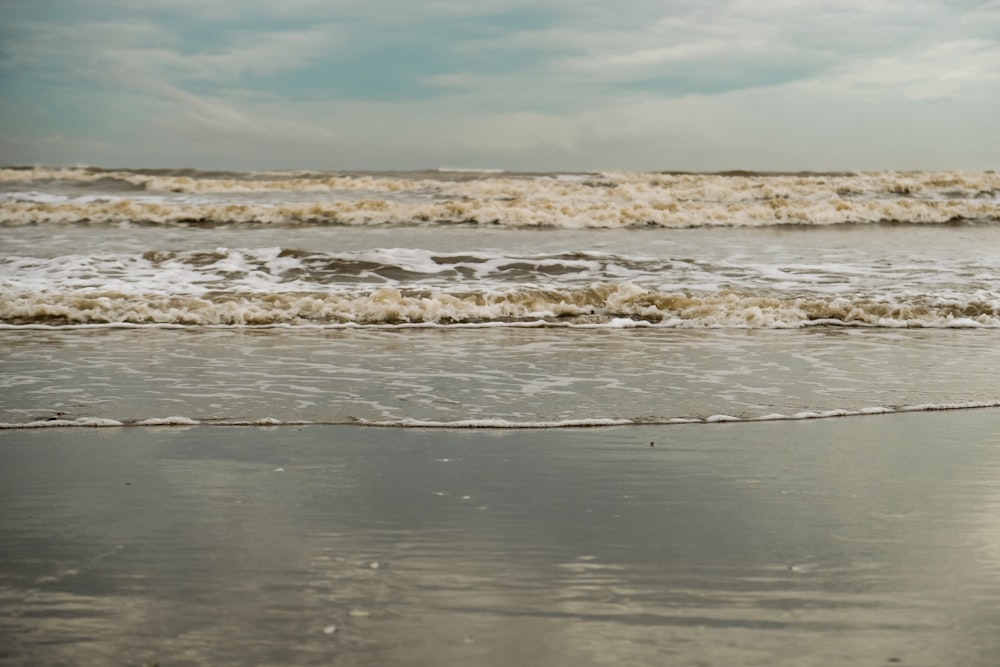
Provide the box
[2,410,1000,666]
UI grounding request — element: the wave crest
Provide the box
[3,168,997,228]
[3,285,998,328]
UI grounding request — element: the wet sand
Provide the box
[3,411,1000,666]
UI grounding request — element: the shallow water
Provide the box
[4,167,1000,665]
[2,411,1000,666]
[3,326,1000,427]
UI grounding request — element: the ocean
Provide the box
[2,167,1000,665]
[1,166,999,427]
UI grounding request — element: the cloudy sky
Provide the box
[1,0,998,171]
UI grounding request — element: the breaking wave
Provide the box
[2,167,997,228]
[3,285,998,328]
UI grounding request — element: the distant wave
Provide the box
[3,166,998,197]
[2,167,997,228]
[3,198,995,228]
[436,167,508,174]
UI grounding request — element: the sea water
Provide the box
[2,167,999,427]
[3,167,1000,666]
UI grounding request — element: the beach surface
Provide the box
[3,411,1000,666]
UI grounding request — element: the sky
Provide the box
[1,0,998,172]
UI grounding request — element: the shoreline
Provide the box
[4,401,1000,430]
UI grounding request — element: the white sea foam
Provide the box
[4,166,999,435]
[3,284,997,327]
[2,195,994,228]
[5,402,996,429]
[356,402,1000,428]
[3,167,997,199]
[436,167,507,174]
[134,416,201,426]
[355,417,636,428]
[2,168,997,228]
[0,417,125,428]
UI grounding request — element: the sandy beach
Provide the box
[3,410,1000,666]
[4,2,1000,665]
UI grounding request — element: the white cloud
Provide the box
[0,19,166,70]
[2,16,341,84]
[98,24,342,82]
[601,41,741,67]
[117,75,339,146]
[2,0,998,170]
[819,39,1000,101]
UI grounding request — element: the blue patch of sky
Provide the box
[185,7,570,103]
[0,0,86,24]
[244,45,552,103]
[0,81,119,139]
[612,57,828,97]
